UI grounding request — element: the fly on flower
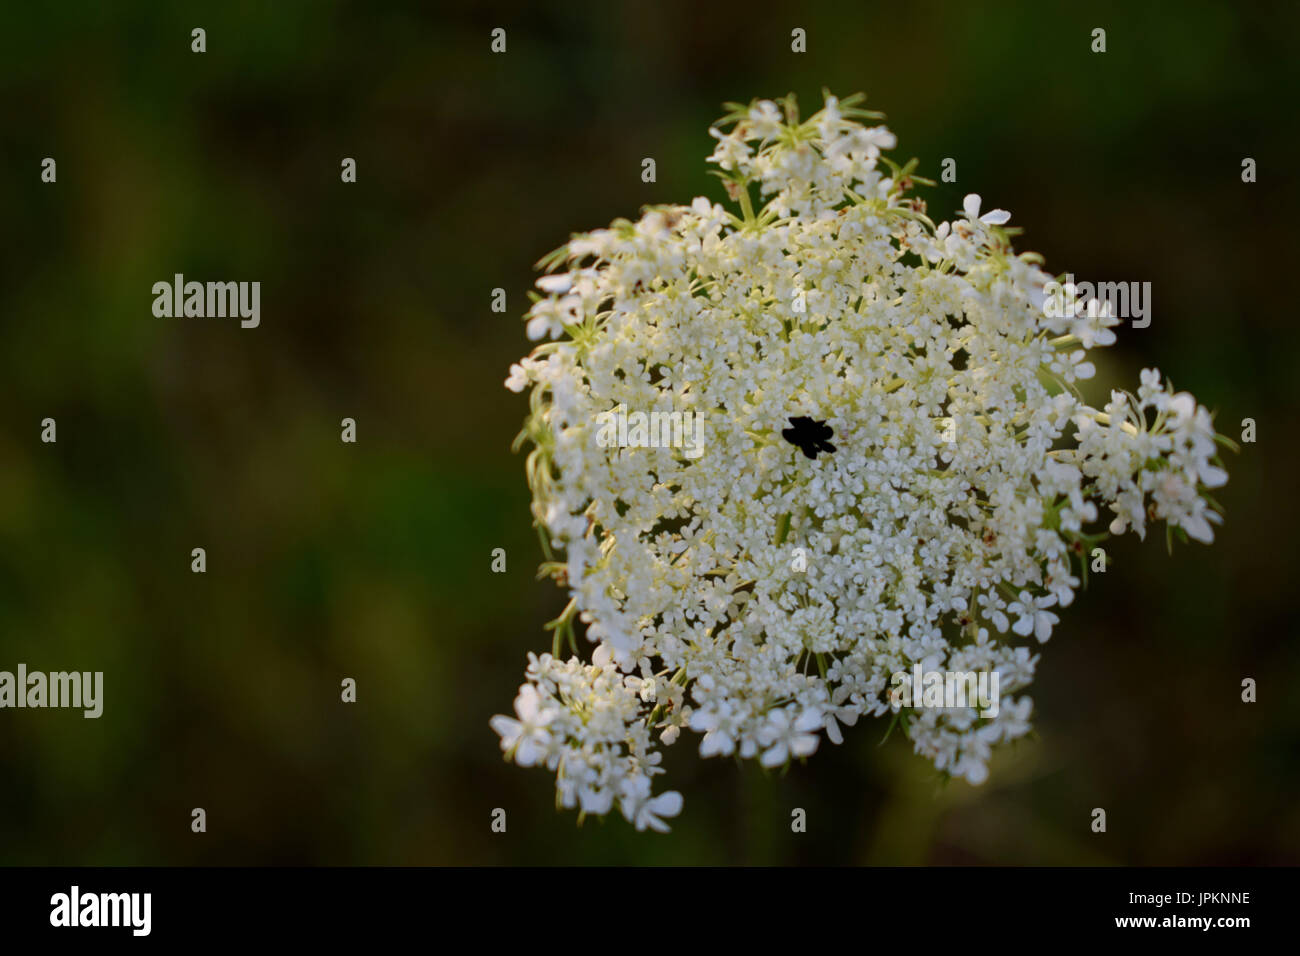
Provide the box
[782,416,836,460]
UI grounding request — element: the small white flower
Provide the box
[490,685,552,767]
[619,777,683,833]
[758,707,822,768]
[504,362,530,393]
[745,99,785,140]
[1008,592,1059,642]
[962,193,1011,225]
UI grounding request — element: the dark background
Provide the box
[0,0,1297,864]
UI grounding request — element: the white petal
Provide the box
[536,274,573,294]
[648,791,683,818]
[760,743,789,768]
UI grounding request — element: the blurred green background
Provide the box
[1,0,1297,865]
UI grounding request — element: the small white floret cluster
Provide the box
[492,93,1231,829]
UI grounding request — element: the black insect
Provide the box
[782,416,836,460]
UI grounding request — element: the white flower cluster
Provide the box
[490,648,684,831]
[494,93,1231,828]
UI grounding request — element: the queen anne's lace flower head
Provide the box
[493,92,1233,829]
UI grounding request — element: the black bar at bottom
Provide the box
[0,866,1285,941]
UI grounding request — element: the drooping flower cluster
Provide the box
[493,93,1232,829]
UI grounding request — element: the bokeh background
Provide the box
[1,0,1298,865]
